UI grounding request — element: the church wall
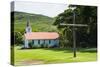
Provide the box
[31,39,59,47]
[34,40,38,45]
[24,39,29,48]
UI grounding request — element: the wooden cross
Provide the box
[60,13,88,58]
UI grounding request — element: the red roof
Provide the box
[25,32,59,40]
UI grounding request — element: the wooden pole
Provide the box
[59,11,88,58]
[73,11,76,57]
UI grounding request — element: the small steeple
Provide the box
[25,16,32,33]
[26,16,30,27]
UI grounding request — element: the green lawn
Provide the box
[14,46,97,65]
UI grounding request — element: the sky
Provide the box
[13,1,68,17]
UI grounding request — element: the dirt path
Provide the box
[16,60,44,66]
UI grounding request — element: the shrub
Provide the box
[14,31,23,46]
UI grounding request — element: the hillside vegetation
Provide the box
[13,11,58,32]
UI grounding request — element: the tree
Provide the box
[54,5,97,48]
[14,31,23,45]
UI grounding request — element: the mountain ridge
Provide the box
[12,11,57,32]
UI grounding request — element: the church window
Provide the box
[32,40,34,44]
[49,40,51,44]
[38,40,40,44]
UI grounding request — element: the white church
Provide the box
[23,18,59,48]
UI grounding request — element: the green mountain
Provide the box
[12,11,58,32]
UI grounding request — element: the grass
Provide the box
[13,46,97,65]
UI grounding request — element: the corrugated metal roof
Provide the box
[25,32,59,40]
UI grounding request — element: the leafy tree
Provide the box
[54,5,97,48]
[14,31,23,45]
